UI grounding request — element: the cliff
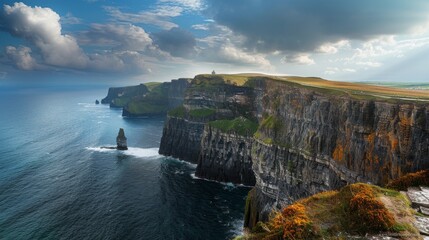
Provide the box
[159,75,256,164]
[101,84,149,107]
[157,74,429,229]
[101,79,190,117]
[122,78,190,117]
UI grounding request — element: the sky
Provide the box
[1,0,429,85]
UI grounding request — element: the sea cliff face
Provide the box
[157,75,429,229]
[123,78,190,117]
[101,84,149,108]
[196,124,256,186]
[246,79,429,227]
[159,75,256,165]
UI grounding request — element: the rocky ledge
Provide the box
[157,74,429,229]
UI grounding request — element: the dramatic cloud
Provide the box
[196,24,270,67]
[0,3,152,74]
[80,23,153,51]
[152,27,196,58]
[104,6,180,30]
[1,2,88,69]
[205,0,429,53]
[5,45,36,70]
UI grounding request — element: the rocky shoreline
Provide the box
[103,74,429,232]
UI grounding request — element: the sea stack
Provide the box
[95,100,100,104]
[116,128,128,150]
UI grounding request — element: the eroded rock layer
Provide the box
[157,75,429,229]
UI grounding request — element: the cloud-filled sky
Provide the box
[1,0,429,84]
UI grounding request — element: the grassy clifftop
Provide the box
[195,73,429,102]
[240,183,420,240]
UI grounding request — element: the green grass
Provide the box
[126,101,169,115]
[168,106,186,118]
[244,183,419,239]
[208,117,258,136]
[144,82,163,91]
[189,108,216,118]
[112,97,131,107]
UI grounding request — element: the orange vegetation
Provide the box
[332,143,344,163]
[269,204,315,240]
[348,185,394,232]
[386,170,429,191]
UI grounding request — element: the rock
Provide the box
[196,125,256,185]
[407,187,429,208]
[95,100,100,104]
[415,216,429,236]
[116,128,128,150]
[101,84,149,107]
[157,74,429,229]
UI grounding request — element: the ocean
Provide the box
[0,87,250,240]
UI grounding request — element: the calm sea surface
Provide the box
[0,88,249,240]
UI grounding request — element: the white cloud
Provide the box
[196,24,270,68]
[61,13,81,25]
[158,0,203,11]
[5,46,36,70]
[192,24,210,31]
[317,40,350,54]
[356,61,382,68]
[104,6,179,30]
[197,41,270,67]
[281,54,315,65]
[88,51,151,73]
[324,67,356,75]
[2,2,89,69]
[80,23,153,51]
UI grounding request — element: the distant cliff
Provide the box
[101,84,149,107]
[157,74,429,229]
[102,79,190,117]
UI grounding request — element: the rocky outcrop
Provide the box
[157,75,429,229]
[122,79,190,117]
[245,79,429,228]
[159,116,205,163]
[116,128,128,150]
[195,125,256,185]
[101,84,149,107]
[159,75,256,165]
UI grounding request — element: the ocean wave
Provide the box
[85,146,162,159]
[167,158,198,168]
[190,174,252,188]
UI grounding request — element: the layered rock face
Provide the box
[159,116,205,163]
[195,125,256,185]
[159,75,256,164]
[245,79,429,228]
[158,76,429,229]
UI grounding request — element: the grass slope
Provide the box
[239,183,420,240]
[196,74,429,102]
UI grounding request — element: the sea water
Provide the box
[0,87,249,240]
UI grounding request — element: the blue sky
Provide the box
[1,0,429,85]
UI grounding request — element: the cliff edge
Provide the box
[157,74,429,229]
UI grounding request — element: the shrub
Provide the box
[349,192,394,232]
[269,203,316,240]
[386,170,429,191]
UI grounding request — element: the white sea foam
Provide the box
[168,158,198,168]
[85,146,162,159]
[190,174,252,188]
